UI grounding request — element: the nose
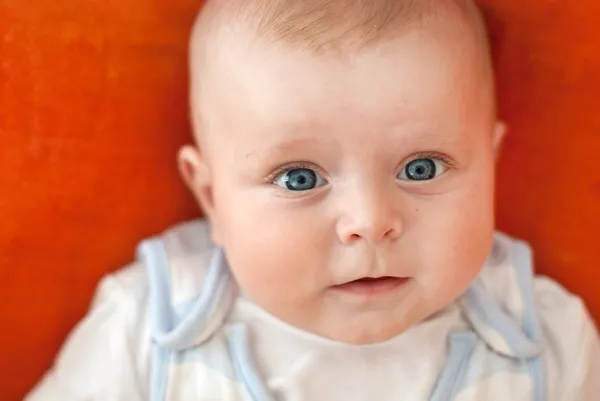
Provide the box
[335,183,403,245]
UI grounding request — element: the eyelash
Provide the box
[409,152,457,170]
[265,152,456,184]
[266,162,317,184]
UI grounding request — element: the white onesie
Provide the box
[26,220,600,400]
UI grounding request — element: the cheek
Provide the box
[414,173,495,294]
[213,189,334,302]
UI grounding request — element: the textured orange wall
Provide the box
[486,0,600,322]
[1,1,599,400]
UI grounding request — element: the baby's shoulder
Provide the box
[481,232,595,328]
[470,232,600,399]
[24,259,153,400]
[135,218,237,349]
[478,232,597,344]
[91,219,214,311]
[477,232,594,324]
[531,274,600,399]
[25,219,231,400]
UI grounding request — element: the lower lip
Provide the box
[332,277,409,296]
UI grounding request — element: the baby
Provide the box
[26,0,600,400]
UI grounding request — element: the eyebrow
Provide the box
[242,127,470,162]
[243,137,334,161]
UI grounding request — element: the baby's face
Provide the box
[189,20,501,344]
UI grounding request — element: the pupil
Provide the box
[286,168,317,191]
[407,159,436,181]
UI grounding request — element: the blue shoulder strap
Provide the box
[136,238,237,401]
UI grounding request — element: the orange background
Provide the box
[1,1,599,399]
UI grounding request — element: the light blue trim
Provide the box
[509,241,545,401]
[138,241,235,350]
[462,281,541,358]
[228,324,276,401]
[150,345,171,401]
[153,247,233,349]
[139,239,174,339]
[138,239,239,401]
[529,356,545,401]
[510,241,541,341]
[137,239,173,401]
[429,332,477,401]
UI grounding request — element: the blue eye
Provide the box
[274,168,327,191]
[398,158,446,181]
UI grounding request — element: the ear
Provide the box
[177,145,216,220]
[493,121,507,161]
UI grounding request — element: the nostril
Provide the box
[349,233,361,241]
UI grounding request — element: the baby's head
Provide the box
[179,0,506,344]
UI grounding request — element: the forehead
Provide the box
[197,19,492,149]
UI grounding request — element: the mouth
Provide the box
[332,276,410,296]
